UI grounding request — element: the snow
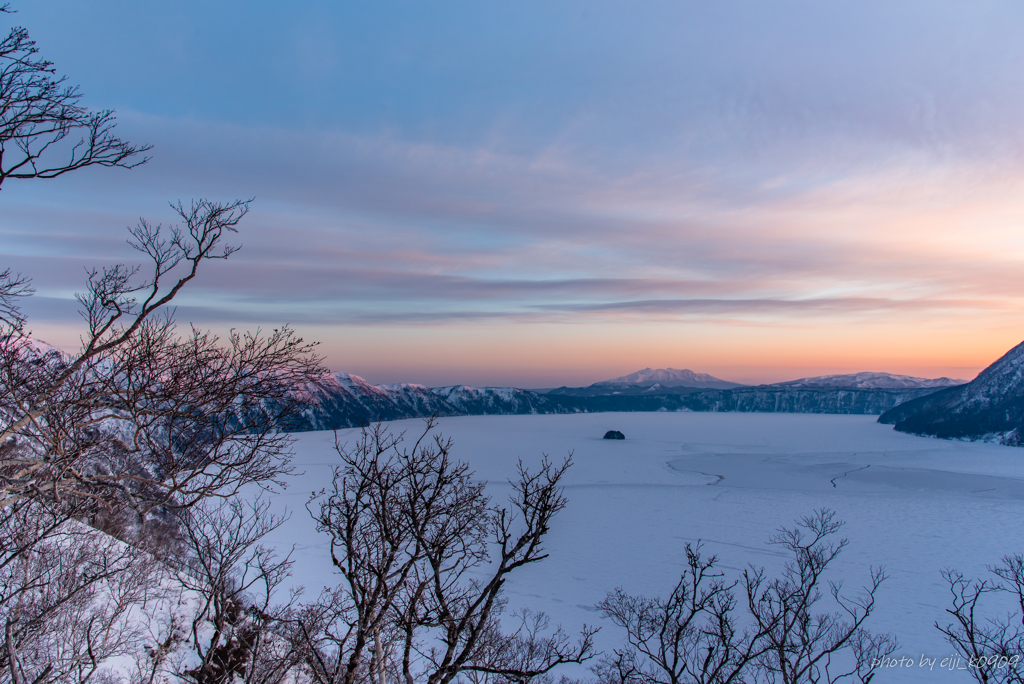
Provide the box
[433,385,521,400]
[318,372,389,396]
[595,367,741,388]
[378,382,433,392]
[262,412,1024,682]
[776,371,968,389]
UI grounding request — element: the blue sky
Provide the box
[5,1,1024,386]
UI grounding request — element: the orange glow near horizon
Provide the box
[11,2,1024,393]
[19,159,1024,389]
[24,316,1012,388]
[34,314,1008,388]
[13,98,1024,391]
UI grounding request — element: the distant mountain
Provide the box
[775,372,966,390]
[680,385,945,415]
[286,369,954,432]
[298,373,459,431]
[544,383,708,398]
[594,367,744,389]
[17,338,960,433]
[433,385,572,415]
[879,340,1024,446]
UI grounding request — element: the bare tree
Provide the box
[0,199,324,680]
[0,11,329,678]
[597,510,895,684]
[0,198,324,520]
[596,542,765,684]
[145,497,304,684]
[297,419,597,684]
[0,497,165,684]
[745,510,895,684]
[937,555,1024,684]
[0,268,31,329]
[0,14,149,189]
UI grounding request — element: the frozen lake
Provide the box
[264,412,1024,682]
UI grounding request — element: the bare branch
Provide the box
[0,24,149,190]
[937,555,1024,684]
[598,510,895,684]
[298,420,592,684]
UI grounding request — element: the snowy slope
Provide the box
[298,372,459,430]
[594,367,744,389]
[18,337,70,364]
[879,339,1024,445]
[775,371,966,389]
[297,377,583,429]
[433,385,574,415]
[680,385,943,413]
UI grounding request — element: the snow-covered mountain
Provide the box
[682,385,944,414]
[298,373,459,431]
[594,367,743,389]
[433,385,573,415]
[879,340,1024,446]
[11,338,963,432]
[289,371,952,431]
[296,377,583,430]
[774,372,966,390]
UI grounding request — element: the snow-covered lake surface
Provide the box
[263,413,1024,682]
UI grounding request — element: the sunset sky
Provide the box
[4,1,1024,387]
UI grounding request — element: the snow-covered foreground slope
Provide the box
[263,413,1024,683]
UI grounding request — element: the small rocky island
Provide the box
[603,430,625,440]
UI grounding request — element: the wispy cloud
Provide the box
[9,114,1024,329]
[7,1,1024,382]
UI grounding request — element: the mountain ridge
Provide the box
[592,368,965,391]
[594,367,743,389]
[17,340,966,432]
[878,340,1024,445]
[774,371,967,390]
[291,370,962,432]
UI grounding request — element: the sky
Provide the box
[3,1,1024,387]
